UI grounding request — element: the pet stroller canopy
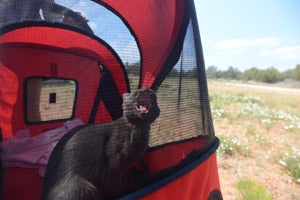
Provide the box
[0,0,222,199]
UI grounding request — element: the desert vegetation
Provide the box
[206,65,300,84]
[208,80,300,200]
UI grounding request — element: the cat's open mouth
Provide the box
[136,90,153,114]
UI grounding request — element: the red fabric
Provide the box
[0,65,18,138]
[0,45,98,136]
[0,27,128,136]
[141,153,221,200]
[0,25,127,199]
[101,0,184,88]
[1,149,221,200]
[0,27,128,95]
[145,138,207,172]
[2,168,43,200]
[0,1,222,199]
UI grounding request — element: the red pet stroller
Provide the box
[0,0,222,199]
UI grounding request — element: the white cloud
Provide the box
[204,37,300,71]
[215,37,281,54]
[215,37,300,62]
[260,45,300,60]
[110,40,140,64]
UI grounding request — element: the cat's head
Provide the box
[122,88,160,124]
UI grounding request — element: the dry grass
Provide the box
[208,80,300,200]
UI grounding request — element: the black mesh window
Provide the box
[149,21,207,146]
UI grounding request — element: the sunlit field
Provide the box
[208,80,300,200]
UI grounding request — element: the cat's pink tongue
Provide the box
[139,106,148,113]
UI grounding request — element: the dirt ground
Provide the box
[208,81,300,200]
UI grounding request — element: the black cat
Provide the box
[41,88,160,200]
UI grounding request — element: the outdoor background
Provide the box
[196,1,300,199]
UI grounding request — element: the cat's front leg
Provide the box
[46,174,99,200]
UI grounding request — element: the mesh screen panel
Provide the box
[149,21,206,146]
[0,0,215,155]
[0,1,218,199]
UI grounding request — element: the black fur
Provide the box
[41,88,160,200]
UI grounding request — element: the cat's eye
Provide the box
[24,77,77,124]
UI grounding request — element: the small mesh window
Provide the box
[25,78,77,123]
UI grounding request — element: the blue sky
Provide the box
[55,0,299,72]
[195,0,300,71]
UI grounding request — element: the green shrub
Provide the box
[218,135,250,157]
[237,178,273,200]
[278,153,300,184]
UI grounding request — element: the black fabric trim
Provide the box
[118,137,220,200]
[151,1,191,92]
[208,189,223,200]
[40,124,91,200]
[0,21,129,84]
[98,2,142,89]
[0,157,2,200]
[0,21,93,37]
[189,0,215,140]
[0,127,2,142]
[177,50,184,108]
[0,21,129,80]
[88,66,123,123]
[0,21,122,64]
